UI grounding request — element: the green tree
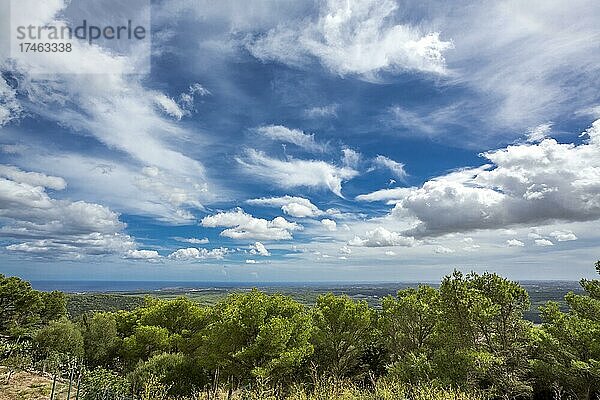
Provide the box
[311,293,374,380]
[437,271,533,397]
[380,285,441,384]
[34,318,84,359]
[0,274,43,336]
[198,289,314,390]
[123,325,171,366]
[81,312,122,368]
[136,297,208,354]
[532,261,600,400]
[40,291,67,324]
[129,352,206,397]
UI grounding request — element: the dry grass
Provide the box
[0,370,71,400]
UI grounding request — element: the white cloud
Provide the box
[364,120,600,238]
[535,239,554,247]
[168,247,230,260]
[321,218,337,232]
[372,155,407,179]
[549,230,578,242]
[356,187,414,203]
[173,237,210,245]
[246,0,453,77]
[249,241,271,256]
[245,259,258,264]
[125,249,162,260]
[349,226,417,247]
[506,239,525,247]
[0,166,143,259]
[442,1,600,127]
[526,123,552,143]
[339,245,352,255]
[255,125,327,153]
[236,149,358,197]
[304,104,338,119]
[247,196,324,218]
[341,148,361,169]
[201,208,302,240]
[0,165,67,191]
[434,245,455,254]
[0,0,212,223]
[0,75,22,126]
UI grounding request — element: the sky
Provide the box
[1,0,600,282]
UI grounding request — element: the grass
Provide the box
[0,370,71,400]
[1,370,484,400]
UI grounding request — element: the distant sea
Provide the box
[29,280,581,294]
[28,280,407,293]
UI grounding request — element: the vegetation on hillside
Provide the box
[1,263,600,400]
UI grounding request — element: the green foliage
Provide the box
[123,325,171,366]
[0,275,66,339]
[311,293,375,379]
[0,274,43,336]
[34,318,84,369]
[40,291,68,324]
[81,312,122,368]
[67,293,144,318]
[129,352,205,397]
[6,262,600,399]
[532,264,600,400]
[380,286,440,384]
[437,271,533,396]
[198,289,314,387]
[82,367,132,400]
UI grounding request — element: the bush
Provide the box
[82,367,131,400]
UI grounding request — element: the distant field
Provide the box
[66,281,583,323]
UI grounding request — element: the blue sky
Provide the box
[1,0,600,282]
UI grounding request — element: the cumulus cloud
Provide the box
[535,239,554,247]
[359,120,600,238]
[246,0,452,77]
[236,149,358,197]
[372,155,407,179]
[255,125,328,153]
[434,245,455,254]
[549,230,578,242]
[506,239,525,248]
[349,226,417,247]
[249,241,271,256]
[339,245,352,255]
[0,166,141,259]
[247,196,324,218]
[168,247,230,260]
[125,249,162,260]
[321,218,337,232]
[201,208,301,240]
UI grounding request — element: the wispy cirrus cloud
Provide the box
[254,125,328,153]
[246,0,453,78]
[236,149,358,197]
